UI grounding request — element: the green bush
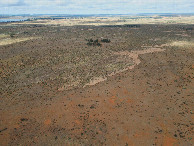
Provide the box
[10,33,15,38]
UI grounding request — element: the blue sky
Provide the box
[0,0,194,14]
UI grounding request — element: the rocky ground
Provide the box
[0,24,194,145]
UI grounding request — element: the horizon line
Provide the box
[1,13,194,16]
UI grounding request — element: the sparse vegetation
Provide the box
[0,21,194,146]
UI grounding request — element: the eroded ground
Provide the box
[0,23,194,145]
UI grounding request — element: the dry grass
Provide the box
[0,37,37,46]
[0,34,9,39]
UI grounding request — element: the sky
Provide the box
[0,0,194,15]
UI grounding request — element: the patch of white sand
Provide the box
[0,37,37,46]
[85,48,165,87]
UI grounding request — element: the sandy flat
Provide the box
[6,15,194,26]
[0,37,37,46]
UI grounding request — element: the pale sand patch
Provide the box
[58,86,65,92]
[84,76,107,87]
[109,48,165,76]
[0,37,36,46]
[0,34,9,39]
[85,48,165,87]
[58,76,82,91]
[175,34,189,37]
[169,41,194,47]
[163,31,172,32]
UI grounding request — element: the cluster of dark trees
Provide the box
[86,38,111,46]
[86,39,102,46]
[10,33,15,38]
[185,27,193,31]
[102,24,140,28]
[101,38,111,43]
[124,24,140,28]
[179,26,193,31]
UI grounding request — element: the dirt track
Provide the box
[1,46,193,145]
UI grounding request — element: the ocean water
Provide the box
[0,18,29,23]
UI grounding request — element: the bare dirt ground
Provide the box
[0,23,194,145]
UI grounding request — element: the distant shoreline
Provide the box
[0,18,30,23]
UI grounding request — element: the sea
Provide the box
[0,18,29,23]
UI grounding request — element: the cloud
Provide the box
[0,0,26,6]
[0,0,193,14]
[55,0,72,6]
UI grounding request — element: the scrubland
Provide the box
[0,19,194,145]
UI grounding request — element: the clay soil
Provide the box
[0,23,194,145]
